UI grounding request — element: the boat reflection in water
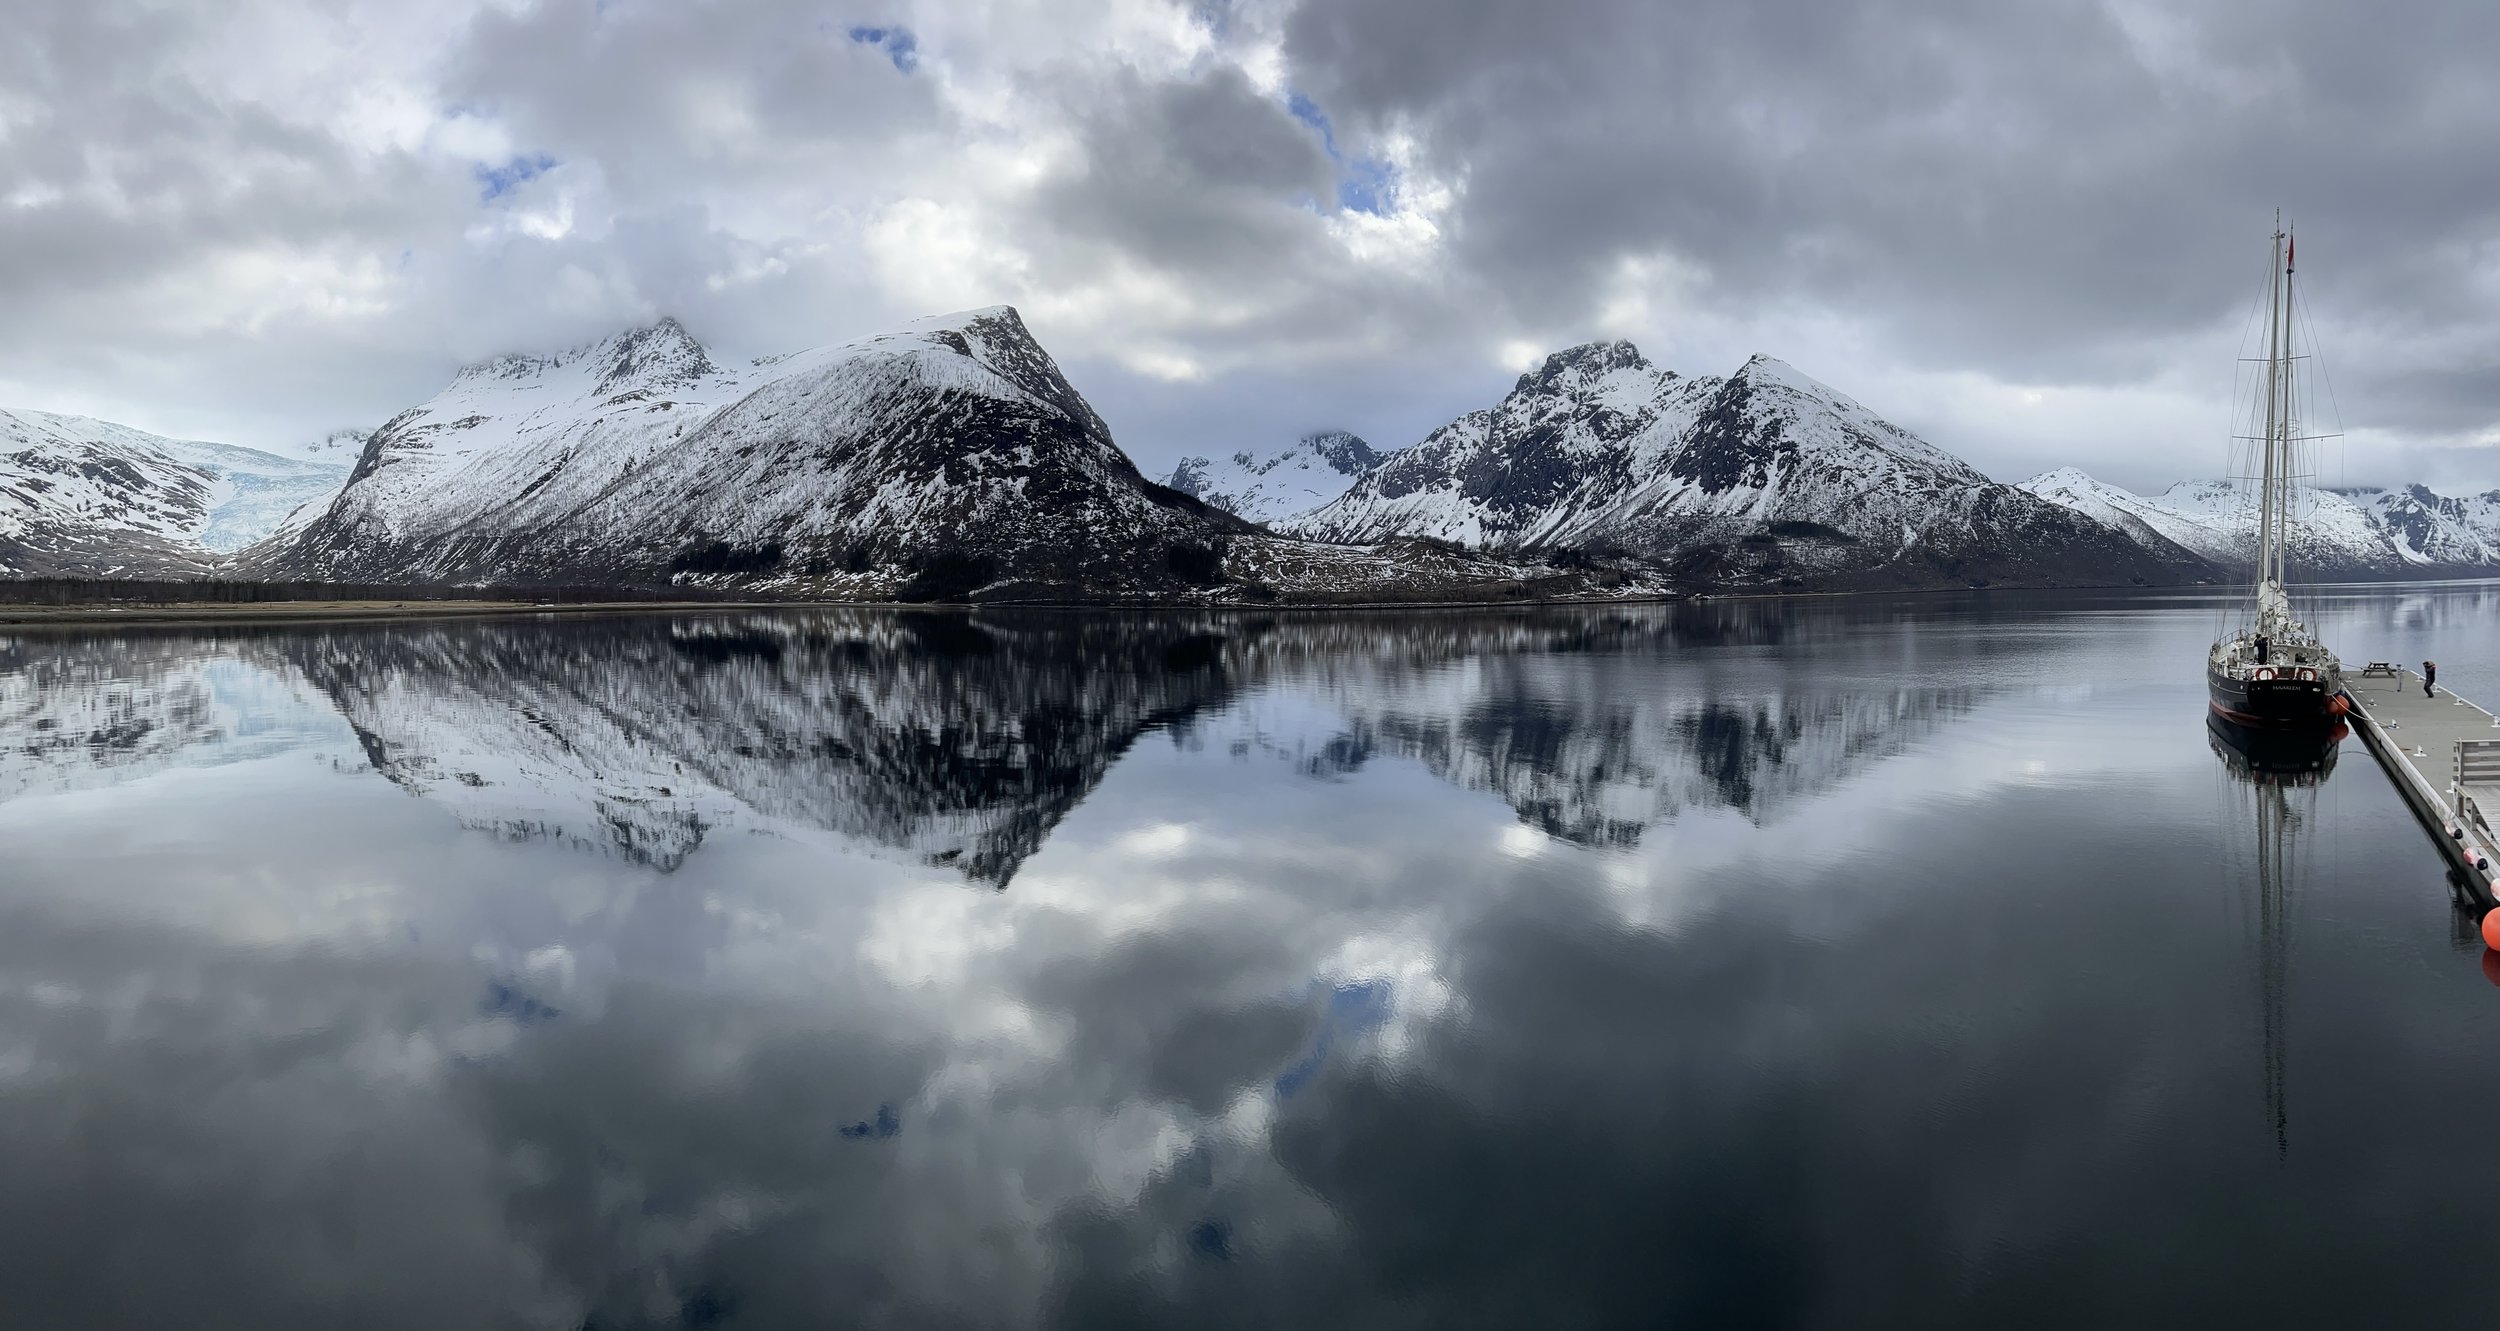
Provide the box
[2206,712,2344,786]
[2206,711,2339,1160]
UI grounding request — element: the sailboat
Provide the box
[2206,221,2344,730]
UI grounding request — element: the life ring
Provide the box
[2253,667,2275,681]
[2298,667,2317,681]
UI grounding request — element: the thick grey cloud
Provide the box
[0,0,2488,493]
[1279,0,2498,483]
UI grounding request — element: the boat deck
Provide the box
[2345,667,2500,910]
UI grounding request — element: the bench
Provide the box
[2360,661,2400,678]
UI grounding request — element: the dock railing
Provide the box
[2459,740,2500,848]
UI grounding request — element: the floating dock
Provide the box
[2344,666,2500,910]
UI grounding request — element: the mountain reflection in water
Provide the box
[4,602,1982,882]
[5,586,2500,1330]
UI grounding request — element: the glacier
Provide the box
[0,409,348,575]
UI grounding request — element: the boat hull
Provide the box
[2207,667,2339,730]
[2207,711,2344,781]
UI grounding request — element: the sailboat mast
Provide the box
[2276,231,2297,589]
[2256,224,2284,598]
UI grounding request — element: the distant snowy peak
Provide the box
[2019,470,2500,573]
[2347,484,2500,567]
[0,408,348,570]
[452,316,718,396]
[1305,429,1383,474]
[1289,339,1705,547]
[2013,467,2218,559]
[1167,429,1387,524]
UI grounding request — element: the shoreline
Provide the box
[3,573,2491,629]
[0,599,782,628]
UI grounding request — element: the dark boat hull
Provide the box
[2207,666,2339,729]
[2207,711,2344,782]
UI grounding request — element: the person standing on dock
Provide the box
[2424,661,2438,698]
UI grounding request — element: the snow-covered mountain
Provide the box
[2019,469,2500,576]
[0,409,349,575]
[1287,344,2204,589]
[2356,485,2500,567]
[249,308,1252,595]
[1167,430,1385,524]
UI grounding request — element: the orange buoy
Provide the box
[2327,694,2350,717]
[2481,908,2500,952]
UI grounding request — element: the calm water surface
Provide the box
[3,585,2497,1329]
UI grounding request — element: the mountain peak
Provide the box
[1729,353,1828,393]
[448,317,716,392]
[2022,466,2109,491]
[590,317,716,394]
[1163,429,1385,524]
[903,304,1022,334]
[1301,429,1381,475]
[1514,339,1651,395]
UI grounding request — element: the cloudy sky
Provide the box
[3,0,2492,493]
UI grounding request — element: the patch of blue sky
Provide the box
[1189,0,1237,40]
[1273,978,1394,1099]
[1284,91,1395,216]
[481,979,561,1026]
[1287,91,1336,152]
[1335,155,1396,215]
[847,24,919,73]
[474,152,557,203]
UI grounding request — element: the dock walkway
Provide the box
[2345,668,2500,909]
